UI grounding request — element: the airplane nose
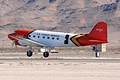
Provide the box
[8,33,15,40]
[8,29,33,40]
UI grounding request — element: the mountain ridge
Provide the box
[0,0,120,47]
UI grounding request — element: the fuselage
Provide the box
[8,22,108,48]
[27,30,79,47]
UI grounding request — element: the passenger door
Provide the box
[64,34,69,44]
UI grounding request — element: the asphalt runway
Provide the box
[0,52,120,80]
[0,52,120,63]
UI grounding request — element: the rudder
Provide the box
[88,22,108,41]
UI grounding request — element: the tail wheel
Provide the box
[43,52,49,58]
[95,52,100,57]
[27,50,33,57]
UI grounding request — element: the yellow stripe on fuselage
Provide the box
[71,35,81,46]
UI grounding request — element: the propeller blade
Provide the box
[15,44,17,50]
[12,40,15,47]
[12,41,17,49]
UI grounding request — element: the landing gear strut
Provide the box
[26,47,50,58]
[92,44,106,57]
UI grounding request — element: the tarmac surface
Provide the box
[0,52,120,80]
[0,52,120,61]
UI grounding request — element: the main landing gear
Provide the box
[26,47,50,58]
[43,51,49,58]
[92,44,106,57]
[27,50,33,57]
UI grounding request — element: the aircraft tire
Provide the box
[95,52,100,57]
[43,52,49,58]
[27,50,33,57]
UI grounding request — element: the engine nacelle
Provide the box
[18,41,27,47]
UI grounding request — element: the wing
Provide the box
[10,36,48,47]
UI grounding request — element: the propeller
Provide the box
[12,40,17,50]
[12,40,15,47]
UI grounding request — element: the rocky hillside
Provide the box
[0,0,120,47]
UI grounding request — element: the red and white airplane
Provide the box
[8,22,108,58]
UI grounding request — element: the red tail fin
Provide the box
[88,22,108,41]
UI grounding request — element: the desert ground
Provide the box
[0,48,120,80]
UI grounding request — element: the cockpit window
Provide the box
[28,35,31,37]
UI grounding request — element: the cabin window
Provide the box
[52,37,54,40]
[47,37,50,39]
[33,35,35,37]
[64,35,69,44]
[57,38,59,40]
[43,36,45,38]
[38,36,40,38]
